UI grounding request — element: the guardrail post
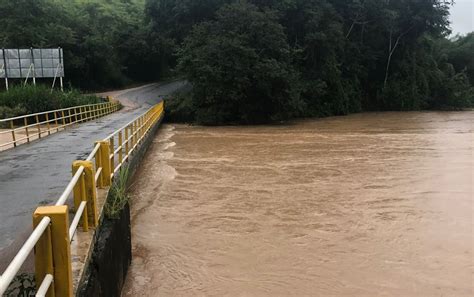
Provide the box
[61,111,66,127]
[33,205,73,297]
[72,164,89,232]
[72,161,99,228]
[36,115,41,139]
[24,117,30,143]
[45,113,51,135]
[10,120,17,147]
[96,141,112,186]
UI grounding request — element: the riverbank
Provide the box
[123,111,473,296]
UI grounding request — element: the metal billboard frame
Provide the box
[0,48,64,91]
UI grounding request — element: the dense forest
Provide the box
[0,0,473,124]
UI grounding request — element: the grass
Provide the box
[105,166,131,219]
[0,85,103,120]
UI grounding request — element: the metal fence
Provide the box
[0,101,121,150]
[0,101,164,296]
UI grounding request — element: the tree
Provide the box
[178,1,303,124]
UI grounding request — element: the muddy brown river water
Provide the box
[123,112,473,296]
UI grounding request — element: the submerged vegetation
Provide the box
[0,0,473,124]
[0,85,102,119]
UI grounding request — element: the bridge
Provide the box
[0,81,186,296]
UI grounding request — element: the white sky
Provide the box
[449,0,474,35]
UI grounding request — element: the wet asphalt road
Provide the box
[0,81,186,254]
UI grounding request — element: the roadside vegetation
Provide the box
[1,0,472,124]
[105,167,131,220]
[0,85,103,120]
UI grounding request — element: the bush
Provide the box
[0,85,103,119]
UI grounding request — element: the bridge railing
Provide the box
[0,101,121,150]
[0,101,165,297]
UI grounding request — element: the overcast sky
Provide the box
[449,0,474,35]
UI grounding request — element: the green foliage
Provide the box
[105,166,130,220]
[0,85,102,119]
[1,0,471,120]
[163,0,473,123]
[165,90,196,123]
[445,33,474,85]
[178,2,303,124]
[0,106,27,121]
[0,0,157,89]
[4,273,35,297]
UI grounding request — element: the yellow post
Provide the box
[72,161,99,228]
[78,107,82,122]
[10,120,16,147]
[33,219,54,297]
[94,147,103,189]
[96,141,112,187]
[61,110,66,127]
[71,164,89,232]
[24,117,30,143]
[33,205,73,297]
[67,109,72,125]
[45,113,51,135]
[132,122,137,147]
[74,108,78,123]
[125,127,129,157]
[110,136,115,176]
[118,131,123,165]
[54,112,59,132]
[36,115,41,139]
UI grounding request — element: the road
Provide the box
[0,81,186,264]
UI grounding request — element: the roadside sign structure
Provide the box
[0,48,65,91]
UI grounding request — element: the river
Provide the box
[123,111,473,296]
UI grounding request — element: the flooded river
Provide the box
[123,112,473,296]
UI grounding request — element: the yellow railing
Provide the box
[0,101,165,297]
[0,101,121,150]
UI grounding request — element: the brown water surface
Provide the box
[123,112,473,296]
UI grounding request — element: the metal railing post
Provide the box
[74,108,78,123]
[71,164,89,232]
[96,141,112,186]
[61,110,66,128]
[118,131,123,165]
[33,219,54,297]
[72,161,98,227]
[125,127,129,156]
[110,136,115,175]
[33,205,73,297]
[54,112,59,132]
[67,109,72,125]
[10,120,16,147]
[36,115,41,139]
[94,147,104,188]
[24,117,30,143]
[45,113,51,135]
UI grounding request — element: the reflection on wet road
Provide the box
[123,112,473,296]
